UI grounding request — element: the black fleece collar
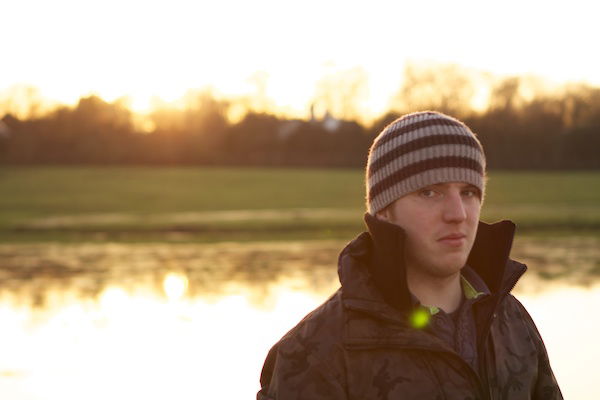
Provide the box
[357,212,521,312]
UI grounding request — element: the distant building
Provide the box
[321,111,342,133]
[309,104,341,132]
[277,104,343,140]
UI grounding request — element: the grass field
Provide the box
[1,167,599,242]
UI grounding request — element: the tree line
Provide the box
[1,65,599,169]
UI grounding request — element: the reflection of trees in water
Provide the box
[511,237,600,282]
[0,242,342,308]
[0,237,598,308]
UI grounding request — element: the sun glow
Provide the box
[162,273,189,301]
[2,0,599,121]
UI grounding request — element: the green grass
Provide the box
[0,166,364,217]
[481,171,600,231]
[1,167,599,242]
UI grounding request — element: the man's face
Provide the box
[377,182,482,279]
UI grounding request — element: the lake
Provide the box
[0,238,598,399]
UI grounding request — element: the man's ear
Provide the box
[376,208,390,222]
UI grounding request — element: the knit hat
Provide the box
[366,111,486,215]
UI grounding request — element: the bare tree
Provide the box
[391,62,476,117]
[312,67,369,122]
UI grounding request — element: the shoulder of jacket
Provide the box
[258,290,349,393]
[280,289,344,340]
[273,289,346,358]
[263,289,347,386]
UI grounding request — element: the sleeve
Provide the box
[513,298,564,400]
[257,339,347,400]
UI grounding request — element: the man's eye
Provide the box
[420,189,436,198]
[462,189,478,198]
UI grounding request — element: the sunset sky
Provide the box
[2,0,599,119]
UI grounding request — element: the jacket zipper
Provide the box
[476,264,526,400]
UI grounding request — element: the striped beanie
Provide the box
[366,111,486,215]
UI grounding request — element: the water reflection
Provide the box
[0,239,598,399]
[163,273,189,301]
[0,279,333,400]
[515,284,600,400]
[0,241,342,308]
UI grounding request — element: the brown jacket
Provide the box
[258,214,562,399]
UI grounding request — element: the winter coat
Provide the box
[257,214,562,400]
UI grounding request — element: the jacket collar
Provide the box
[338,212,525,317]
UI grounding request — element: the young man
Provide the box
[257,111,562,399]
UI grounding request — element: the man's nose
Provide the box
[442,192,467,223]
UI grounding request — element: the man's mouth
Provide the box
[438,233,466,246]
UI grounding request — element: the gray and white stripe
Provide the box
[365,111,486,215]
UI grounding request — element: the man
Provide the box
[257,111,562,399]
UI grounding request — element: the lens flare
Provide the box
[410,308,430,329]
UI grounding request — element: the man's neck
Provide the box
[406,269,462,313]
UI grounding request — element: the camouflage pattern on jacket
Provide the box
[258,215,562,400]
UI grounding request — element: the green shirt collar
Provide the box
[420,273,487,316]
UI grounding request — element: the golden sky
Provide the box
[2,0,600,118]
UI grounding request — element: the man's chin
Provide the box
[433,257,469,276]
